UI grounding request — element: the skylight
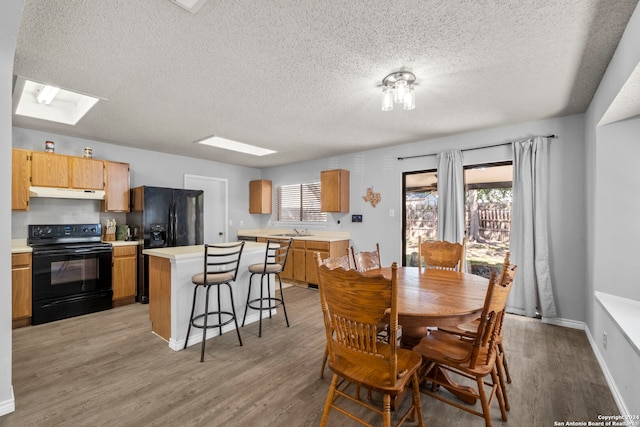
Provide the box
[13,76,102,125]
[196,136,276,156]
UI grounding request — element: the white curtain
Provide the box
[508,137,556,318]
[436,150,465,243]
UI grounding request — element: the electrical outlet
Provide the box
[603,331,607,350]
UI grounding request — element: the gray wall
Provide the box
[2,0,24,416]
[584,1,640,414]
[11,128,264,240]
[261,114,587,323]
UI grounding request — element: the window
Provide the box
[276,182,327,222]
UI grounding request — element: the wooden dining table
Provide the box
[363,265,489,405]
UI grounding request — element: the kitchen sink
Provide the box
[270,233,313,237]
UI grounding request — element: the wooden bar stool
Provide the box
[241,239,292,337]
[184,242,245,362]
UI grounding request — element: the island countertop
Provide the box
[143,241,265,260]
[236,229,350,242]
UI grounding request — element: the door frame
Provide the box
[184,174,229,244]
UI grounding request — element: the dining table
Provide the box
[362,265,489,405]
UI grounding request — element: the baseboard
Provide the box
[584,325,630,416]
[0,386,15,417]
[541,316,585,330]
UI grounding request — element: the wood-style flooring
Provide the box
[2,285,619,426]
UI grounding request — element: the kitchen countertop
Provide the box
[105,240,139,247]
[236,228,350,242]
[11,239,31,254]
[143,241,266,260]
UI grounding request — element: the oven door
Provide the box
[32,247,113,301]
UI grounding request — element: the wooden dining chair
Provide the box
[412,258,517,427]
[350,243,382,272]
[316,253,424,427]
[438,253,515,410]
[417,236,466,271]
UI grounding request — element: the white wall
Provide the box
[262,113,587,322]
[1,0,24,417]
[11,128,264,240]
[584,1,640,415]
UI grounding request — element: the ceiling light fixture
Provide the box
[13,76,103,125]
[196,136,276,156]
[381,71,416,111]
[36,84,60,105]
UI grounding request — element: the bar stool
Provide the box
[184,241,245,362]
[241,239,292,337]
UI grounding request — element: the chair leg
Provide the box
[242,273,255,327]
[266,274,273,319]
[499,342,512,383]
[492,367,508,421]
[200,285,212,362]
[184,285,198,349]
[320,374,339,426]
[411,371,425,427]
[277,273,290,327]
[226,283,243,346]
[319,343,328,379]
[382,393,391,427]
[496,352,510,411]
[217,284,223,337]
[258,274,265,337]
[476,375,492,427]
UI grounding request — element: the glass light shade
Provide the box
[394,80,407,103]
[403,86,415,110]
[381,86,394,111]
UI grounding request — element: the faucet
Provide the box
[293,228,308,236]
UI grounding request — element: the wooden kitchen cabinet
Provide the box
[31,151,70,188]
[12,149,31,211]
[12,252,32,328]
[102,161,130,212]
[249,180,272,214]
[112,245,137,306]
[321,169,350,213]
[291,240,306,282]
[69,157,104,190]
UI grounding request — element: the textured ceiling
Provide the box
[12,0,640,168]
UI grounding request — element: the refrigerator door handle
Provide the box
[170,202,176,246]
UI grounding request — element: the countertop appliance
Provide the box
[127,186,204,303]
[28,223,113,325]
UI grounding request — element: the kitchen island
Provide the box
[143,241,270,351]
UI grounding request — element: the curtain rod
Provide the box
[397,134,558,161]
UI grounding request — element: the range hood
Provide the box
[29,186,105,200]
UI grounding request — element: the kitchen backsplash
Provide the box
[11,198,126,238]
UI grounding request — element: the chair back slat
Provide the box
[263,239,292,270]
[470,253,517,368]
[316,253,399,385]
[418,237,466,271]
[203,242,245,281]
[350,243,382,272]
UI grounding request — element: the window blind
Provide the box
[276,182,326,222]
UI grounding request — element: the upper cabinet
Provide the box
[249,179,272,214]
[31,152,70,188]
[12,149,31,211]
[101,161,131,212]
[11,148,130,212]
[69,157,104,190]
[321,169,350,213]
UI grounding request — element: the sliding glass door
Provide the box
[402,162,512,277]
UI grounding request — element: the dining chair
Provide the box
[316,253,424,427]
[412,257,517,427]
[184,241,245,362]
[417,236,466,271]
[350,243,381,272]
[241,239,292,337]
[437,252,515,411]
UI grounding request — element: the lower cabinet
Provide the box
[112,245,137,305]
[12,252,32,328]
[258,238,349,286]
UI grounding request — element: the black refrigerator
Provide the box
[127,186,204,303]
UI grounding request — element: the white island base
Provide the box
[144,242,275,351]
